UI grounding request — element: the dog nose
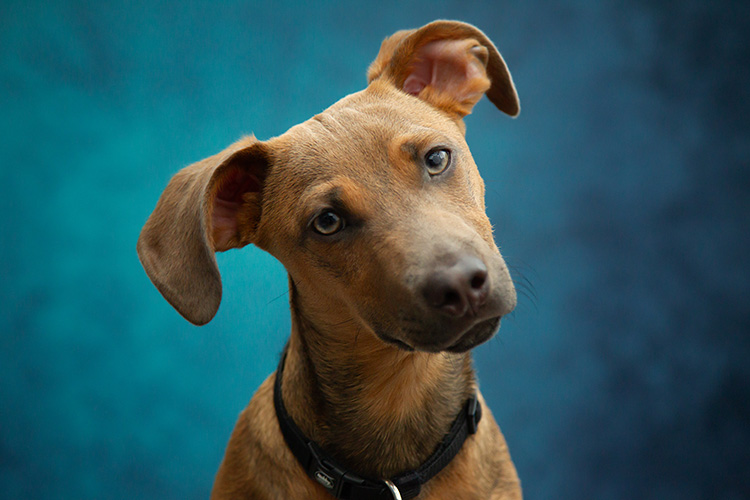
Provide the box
[422,256,489,317]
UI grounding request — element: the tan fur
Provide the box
[367,21,519,117]
[138,20,523,499]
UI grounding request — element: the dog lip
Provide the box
[379,334,416,352]
[378,304,505,353]
[404,314,502,353]
[443,315,502,352]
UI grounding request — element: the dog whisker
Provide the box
[267,290,289,305]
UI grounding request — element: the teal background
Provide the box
[2,1,748,498]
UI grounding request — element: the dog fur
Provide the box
[138,20,523,499]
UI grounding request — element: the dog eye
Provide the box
[312,210,344,235]
[424,148,451,175]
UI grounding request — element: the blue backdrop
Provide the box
[2,1,748,498]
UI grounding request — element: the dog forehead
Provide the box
[322,86,459,139]
[270,87,460,182]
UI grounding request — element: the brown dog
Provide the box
[137,20,522,500]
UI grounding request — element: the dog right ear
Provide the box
[368,20,520,118]
[137,136,269,325]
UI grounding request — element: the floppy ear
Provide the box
[367,20,520,118]
[136,136,269,325]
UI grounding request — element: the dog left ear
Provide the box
[137,136,269,325]
[368,20,520,118]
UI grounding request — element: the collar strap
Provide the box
[273,349,482,500]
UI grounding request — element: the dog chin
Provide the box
[380,316,502,353]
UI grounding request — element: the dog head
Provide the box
[137,20,519,353]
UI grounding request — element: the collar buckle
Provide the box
[307,441,349,497]
[383,480,403,500]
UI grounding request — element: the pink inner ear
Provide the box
[211,167,261,250]
[402,39,488,105]
[403,62,431,95]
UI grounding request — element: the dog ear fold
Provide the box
[367,20,520,118]
[137,136,269,325]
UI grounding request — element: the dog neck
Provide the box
[280,281,476,479]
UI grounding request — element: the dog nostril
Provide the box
[443,290,462,308]
[422,256,489,317]
[470,270,487,290]
[422,274,468,317]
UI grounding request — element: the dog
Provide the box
[137,20,522,500]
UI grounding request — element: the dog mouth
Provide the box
[443,316,501,352]
[379,315,502,353]
[380,336,416,351]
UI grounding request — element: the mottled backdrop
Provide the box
[2,0,748,499]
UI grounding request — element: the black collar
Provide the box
[273,348,482,500]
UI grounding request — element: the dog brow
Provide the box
[298,178,372,219]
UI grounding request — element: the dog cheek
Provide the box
[291,241,365,301]
[459,208,497,251]
[469,167,486,208]
[488,256,517,316]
